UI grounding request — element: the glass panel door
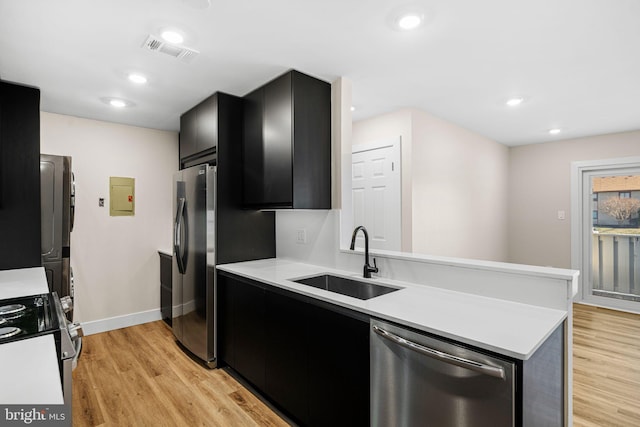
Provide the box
[583,169,640,310]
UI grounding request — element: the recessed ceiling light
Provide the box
[350,106,356,112]
[161,30,184,44]
[549,128,562,135]
[387,6,428,32]
[110,99,127,108]
[397,14,423,30]
[128,73,147,84]
[101,97,134,108]
[506,97,524,107]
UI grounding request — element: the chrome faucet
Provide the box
[350,225,379,278]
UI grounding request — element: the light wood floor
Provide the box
[72,321,289,427]
[573,303,640,426]
[73,304,640,426]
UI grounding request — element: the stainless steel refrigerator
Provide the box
[173,164,217,366]
[40,154,75,318]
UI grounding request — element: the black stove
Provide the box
[0,291,81,409]
[0,293,60,345]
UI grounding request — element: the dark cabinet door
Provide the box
[232,277,267,390]
[242,88,265,205]
[242,70,330,209]
[159,253,172,325]
[265,291,309,425]
[196,94,218,153]
[217,273,235,366]
[0,81,41,270]
[179,106,198,160]
[307,305,370,427]
[217,272,370,427]
[291,71,331,209]
[262,72,293,206]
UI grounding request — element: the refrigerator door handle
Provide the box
[174,197,187,274]
[70,172,76,232]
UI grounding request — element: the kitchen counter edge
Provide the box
[216,259,568,360]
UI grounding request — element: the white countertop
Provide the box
[217,258,568,360]
[0,335,64,404]
[158,249,172,257]
[0,267,64,405]
[0,267,50,300]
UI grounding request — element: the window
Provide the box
[620,191,631,198]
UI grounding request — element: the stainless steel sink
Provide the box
[292,274,401,300]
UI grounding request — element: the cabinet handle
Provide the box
[372,325,506,380]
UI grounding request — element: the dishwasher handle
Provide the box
[372,325,506,380]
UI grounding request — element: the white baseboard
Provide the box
[80,309,163,336]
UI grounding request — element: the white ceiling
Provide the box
[1,0,638,146]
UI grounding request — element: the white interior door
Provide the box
[352,139,401,251]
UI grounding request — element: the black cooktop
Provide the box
[0,293,59,345]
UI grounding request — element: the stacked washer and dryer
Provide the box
[40,154,82,365]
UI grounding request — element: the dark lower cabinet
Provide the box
[218,271,369,427]
[217,273,235,367]
[265,291,310,425]
[233,279,267,391]
[159,252,172,325]
[307,304,370,426]
[218,273,267,391]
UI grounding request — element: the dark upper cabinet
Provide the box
[196,95,218,153]
[179,92,276,263]
[179,93,221,163]
[179,105,198,159]
[0,81,41,270]
[243,70,331,209]
[242,89,264,204]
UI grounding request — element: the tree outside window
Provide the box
[599,196,640,225]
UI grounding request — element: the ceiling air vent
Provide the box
[142,35,199,63]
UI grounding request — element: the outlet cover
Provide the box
[296,229,307,244]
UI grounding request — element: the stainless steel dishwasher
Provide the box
[371,319,516,427]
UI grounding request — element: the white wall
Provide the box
[411,108,509,261]
[508,130,640,268]
[40,112,178,330]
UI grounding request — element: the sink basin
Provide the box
[292,274,401,300]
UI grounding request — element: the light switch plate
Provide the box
[296,229,307,244]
